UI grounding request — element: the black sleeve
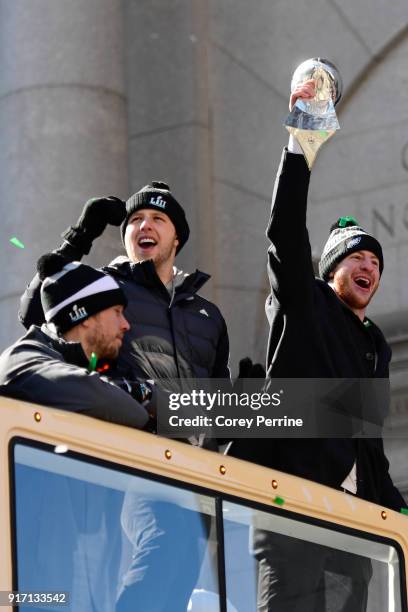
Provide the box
[18,273,44,329]
[375,438,407,512]
[380,471,407,512]
[1,349,149,429]
[18,242,85,329]
[266,148,315,313]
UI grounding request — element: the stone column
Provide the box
[122,0,214,283]
[0,0,128,349]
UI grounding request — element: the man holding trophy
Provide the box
[231,59,406,610]
[268,58,404,509]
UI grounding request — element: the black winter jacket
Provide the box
[19,256,230,388]
[231,148,406,512]
[0,325,149,429]
[105,257,230,385]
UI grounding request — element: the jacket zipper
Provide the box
[168,281,182,379]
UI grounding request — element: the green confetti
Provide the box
[318,130,329,138]
[273,496,285,506]
[401,508,408,515]
[88,352,98,372]
[10,236,25,249]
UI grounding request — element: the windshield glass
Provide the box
[223,500,404,611]
[12,442,220,611]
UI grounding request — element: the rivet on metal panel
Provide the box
[271,479,278,489]
[164,449,172,460]
[381,510,387,520]
[219,465,226,475]
[34,412,41,422]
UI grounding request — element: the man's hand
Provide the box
[61,196,126,254]
[289,79,316,111]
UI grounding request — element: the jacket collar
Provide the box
[38,324,90,368]
[318,280,388,344]
[104,256,210,298]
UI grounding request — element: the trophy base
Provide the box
[286,126,336,169]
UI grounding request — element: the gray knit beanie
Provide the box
[319,217,384,281]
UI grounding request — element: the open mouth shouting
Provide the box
[353,276,372,292]
[137,235,158,254]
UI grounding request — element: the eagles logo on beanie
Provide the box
[38,253,127,333]
[120,181,190,254]
[319,216,384,281]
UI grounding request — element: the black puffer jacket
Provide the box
[103,257,230,385]
[19,256,230,388]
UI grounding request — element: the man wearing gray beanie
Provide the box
[230,78,406,611]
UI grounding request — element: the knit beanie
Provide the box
[120,181,190,253]
[38,253,127,333]
[319,216,384,281]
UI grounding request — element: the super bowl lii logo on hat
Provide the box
[149,195,166,209]
[69,304,88,323]
[121,181,190,253]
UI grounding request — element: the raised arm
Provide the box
[19,242,83,328]
[19,197,126,329]
[266,80,318,309]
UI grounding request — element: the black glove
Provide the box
[237,357,266,379]
[126,380,157,432]
[61,196,126,254]
[120,379,153,405]
[129,381,153,405]
[232,357,266,394]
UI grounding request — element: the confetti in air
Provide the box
[10,237,25,249]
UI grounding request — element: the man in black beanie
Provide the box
[19,182,229,385]
[18,183,230,612]
[230,79,406,611]
[0,253,152,428]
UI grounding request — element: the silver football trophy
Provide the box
[285,58,343,168]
